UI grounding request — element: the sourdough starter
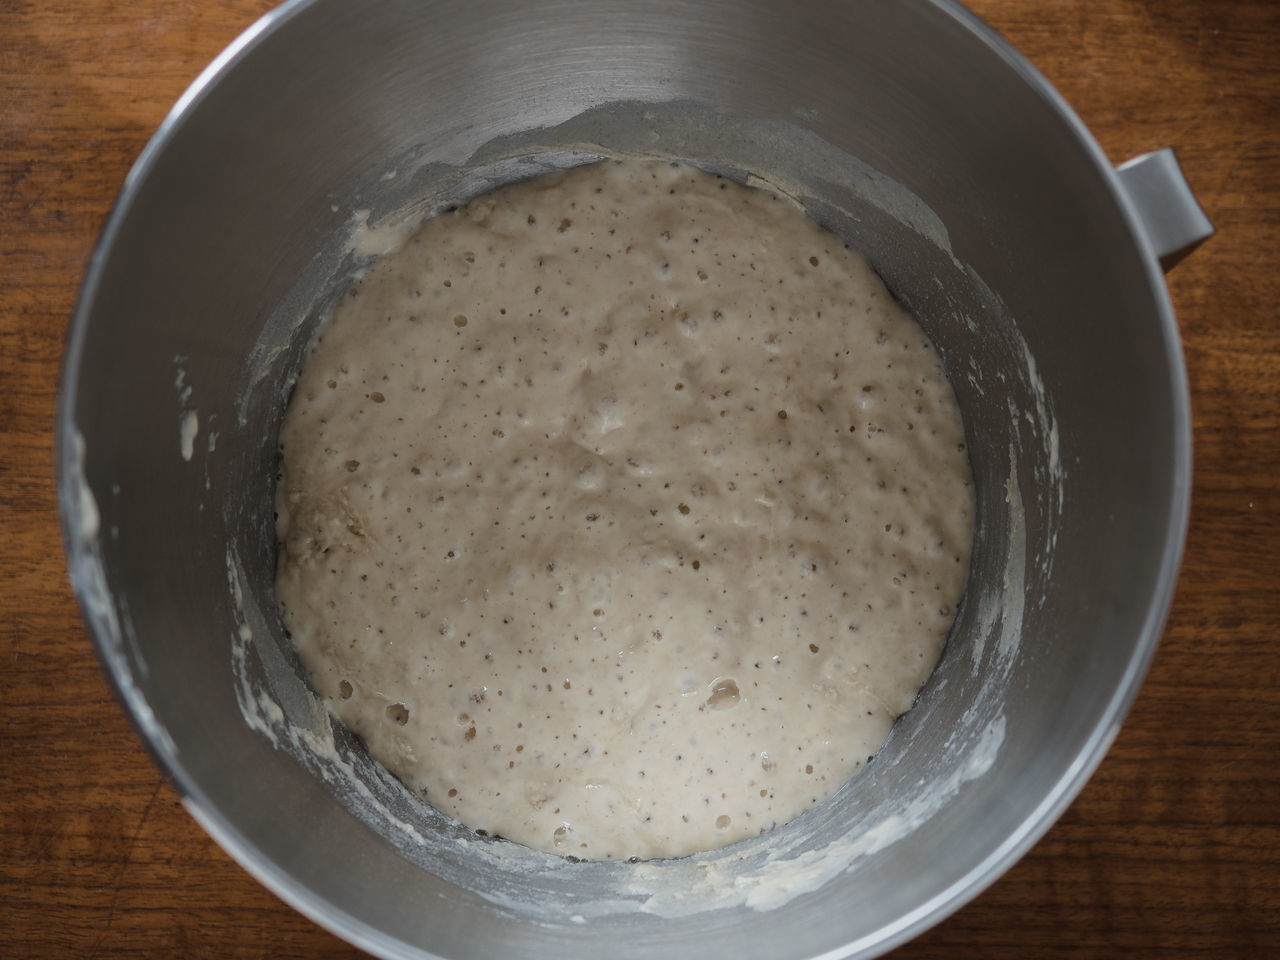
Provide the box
[274,159,973,861]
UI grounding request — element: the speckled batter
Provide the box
[274,159,973,861]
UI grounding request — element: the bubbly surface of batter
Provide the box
[275,159,973,860]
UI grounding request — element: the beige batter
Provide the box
[274,159,973,861]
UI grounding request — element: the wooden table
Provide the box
[3,1,1277,956]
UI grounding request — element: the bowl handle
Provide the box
[1115,148,1214,272]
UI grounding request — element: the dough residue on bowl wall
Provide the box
[217,99,1058,920]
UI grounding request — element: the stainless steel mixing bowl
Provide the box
[57,1,1212,957]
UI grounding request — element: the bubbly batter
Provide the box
[274,159,973,861]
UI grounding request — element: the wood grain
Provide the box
[2,0,1277,956]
